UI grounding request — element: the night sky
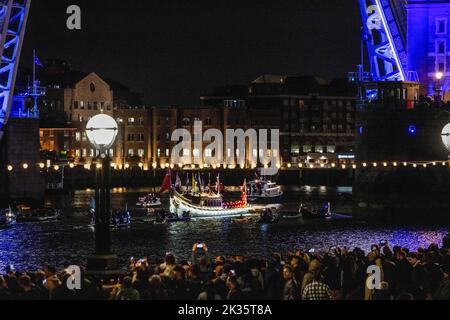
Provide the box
[22,0,361,106]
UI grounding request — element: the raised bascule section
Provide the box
[360,0,450,98]
[0,0,30,142]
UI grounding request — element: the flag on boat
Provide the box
[159,169,172,193]
[241,179,247,204]
[175,173,182,191]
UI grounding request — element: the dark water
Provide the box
[0,186,447,272]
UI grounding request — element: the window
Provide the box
[436,18,447,34]
[128,149,134,156]
[90,149,94,157]
[437,40,446,55]
[127,118,135,125]
[166,149,170,157]
[87,102,92,110]
[205,117,212,126]
[75,149,80,157]
[82,149,87,157]
[109,149,114,157]
[193,149,200,157]
[303,145,312,153]
[205,149,212,157]
[93,101,98,110]
[90,82,96,92]
[138,117,144,126]
[182,118,190,126]
[138,149,145,157]
[80,101,84,109]
[82,132,87,141]
[74,101,78,109]
[327,145,335,153]
[75,132,81,141]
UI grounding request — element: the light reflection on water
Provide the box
[0,186,446,272]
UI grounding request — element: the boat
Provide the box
[15,205,61,222]
[90,209,131,229]
[153,209,191,224]
[0,207,16,229]
[280,212,302,220]
[170,190,250,217]
[136,193,162,208]
[257,207,279,224]
[246,178,283,203]
[299,202,332,219]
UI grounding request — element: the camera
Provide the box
[380,240,388,246]
[308,248,315,253]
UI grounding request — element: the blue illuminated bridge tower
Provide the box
[360,0,450,99]
[0,0,30,141]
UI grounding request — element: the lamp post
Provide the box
[441,123,450,248]
[85,114,120,275]
[435,72,444,102]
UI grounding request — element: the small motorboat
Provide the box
[299,202,332,219]
[136,193,162,208]
[153,209,191,224]
[280,212,302,220]
[246,178,283,203]
[0,207,16,229]
[257,208,279,224]
[232,215,254,223]
[15,205,61,222]
[90,209,131,229]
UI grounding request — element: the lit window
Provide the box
[127,118,135,125]
[76,149,80,157]
[183,149,190,156]
[90,149,94,157]
[82,149,87,157]
[138,149,145,157]
[128,149,134,156]
[166,149,170,157]
[157,149,161,157]
[75,132,81,141]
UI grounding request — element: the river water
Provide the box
[0,186,446,272]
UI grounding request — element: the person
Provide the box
[282,265,300,300]
[113,276,140,300]
[198,280,221,300]
[302,272,332,300]
[0,276,12,300]
[372,281,392,300]
[18,275,42,300]
[226,275,243,300]
[434,264,450,300]
[142,275,169,300]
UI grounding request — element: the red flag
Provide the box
[160,169,172,193]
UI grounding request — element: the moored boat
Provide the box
[90,209,131,229]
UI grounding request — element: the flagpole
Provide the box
[33,49,35,83]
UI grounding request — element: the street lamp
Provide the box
[441,122,450,248]
[435,71,444,102]
[85,114,120,275]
